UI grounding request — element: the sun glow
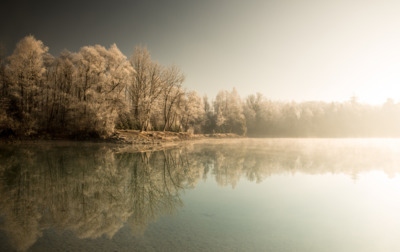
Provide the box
[355,82,400,105]
[346,59,400,105]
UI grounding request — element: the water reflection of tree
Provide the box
[196,139,400,184]
[1,139,400,251]
[0,144,201,251]
[120,149,201,234]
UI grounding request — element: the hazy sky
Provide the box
[1,0,400,104]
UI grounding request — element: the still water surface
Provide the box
[1,139,400,251]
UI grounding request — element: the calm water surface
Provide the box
[1,139,400,252]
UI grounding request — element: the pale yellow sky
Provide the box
[2,0,400,104]
[167,0,400,104]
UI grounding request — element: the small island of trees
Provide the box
[1,36,400,138]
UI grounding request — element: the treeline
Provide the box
[203,89,400,137]
[1,36,400,138]
[241,94,400,137]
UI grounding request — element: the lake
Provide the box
[1,138,400,252]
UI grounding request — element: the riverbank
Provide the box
[111,130,241,144]
[0,129,241,145]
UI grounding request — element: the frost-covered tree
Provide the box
[98,44,133,135]
[180,91,204,133]
[129,46,163,131]
[70,44,132,136]
[214,88,247,135]
[1,37,194,137]
[43,50,77,132]
[243,92,265,135]
[6,35,48,134]
[201,95,216,133]
[160,65,185,131]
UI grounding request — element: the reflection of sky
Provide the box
[181,171,400,252]
[1,139,400,251]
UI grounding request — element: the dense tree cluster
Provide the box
[0,36,204,137]
[1,36,400,138]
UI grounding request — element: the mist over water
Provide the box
[1,139,400,251]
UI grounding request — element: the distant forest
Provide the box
[1,36,400,138]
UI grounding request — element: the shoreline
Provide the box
[0,130,242,145]
[113,130,241,144]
